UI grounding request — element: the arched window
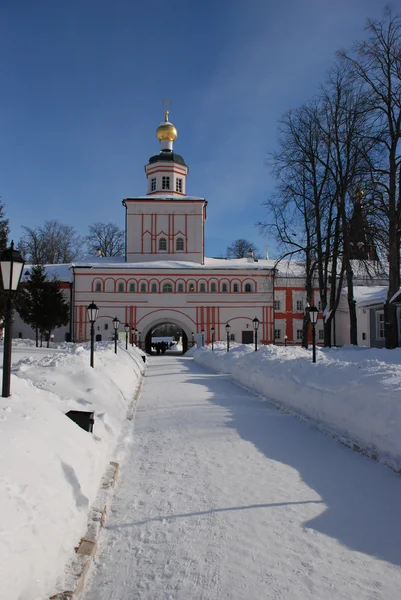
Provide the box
[159,238,167,251]
[140,282,147,293]
[129,283,135,292]
[117,282,124,293]
[163,283,173,293]
[199,283,206,292]
[222,283,228,293]
[95,281,102,292]
[176,237,184,251]
[151,283,157,293]
[177,283,184,292]
[210,282,217,293]
[188,282,195,292]
[233,283,239,293]
[245,283,252,293]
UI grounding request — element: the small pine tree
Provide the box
[16,265,69,347]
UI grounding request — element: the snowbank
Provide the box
[192,342,401,469]
[0,340,145,600]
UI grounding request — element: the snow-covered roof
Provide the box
[70,256,308,274]
[124,195,205,201]
[347,286,388,307]
[22,264,73,282]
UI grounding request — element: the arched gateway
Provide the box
[140,316,194,355]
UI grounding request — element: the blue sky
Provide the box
[0,0,392,259]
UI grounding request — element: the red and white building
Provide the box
[15,111,326,350]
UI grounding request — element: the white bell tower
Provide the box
[123,108,207,264]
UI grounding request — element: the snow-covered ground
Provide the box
[82,354,401,600]
[2,340,401,599]
[192,342,401,471]
[0,339,145,600]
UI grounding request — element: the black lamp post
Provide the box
[308,306,318,363]
[225,323,231,352]
[112,317,120,354]
[0,241,25,398]
[131,327,136,346]
[201,329,205,347]
[284,335,288,347]
[253,316,260,351]
[87,301,99,368]
[211,326,215,351]
[191,331,195,347]
[138,331,141,349]
[124,323,129,349]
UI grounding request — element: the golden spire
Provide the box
[156,98,177,142]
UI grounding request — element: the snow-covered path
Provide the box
[83,355,401,600]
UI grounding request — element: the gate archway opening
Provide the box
[144,322,189,355]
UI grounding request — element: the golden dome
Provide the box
[156,110,178,142]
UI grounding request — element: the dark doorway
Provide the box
[144,324,188,356]
[242,330,253,344]
[95,334,102,341]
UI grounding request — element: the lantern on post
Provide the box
[0,241,25,397]
[87,301,99,368]
[112,317,120,354]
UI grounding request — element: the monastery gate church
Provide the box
[17,111,325,349]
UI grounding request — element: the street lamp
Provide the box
[124,323,129,350]
[253,317,260,351]
[308,306,318,363]
[87,301,99,368]
[191,331,195,347]
[0,241,25,398]
[112,317,120,354]
[225,323,231,352]
[284,334,288,347]
[201,329,205,347]
[131,327,136,346]
[211,326,215,351]
[138,331,141,349]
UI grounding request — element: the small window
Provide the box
[176,178,183,193]
[222,283,228,293]
[151,177,156,192]
[176,237,184,251]
[245,283,252,293]
[211,282,217,292]
[159,238,167,251]
[362,332,366,340]
[178,283,184,292]
[95,282,101,292]
[151,283,157,293]
[376,311,385,339]
[163,283,173,293]
[140,283,147,293]
[162,176,170,190]
[296,300,304,312]
[200,283,206,292]
[104,323,109,330]
[274,329,281,340]
[233,283,239,293]
[189,283,195,292]
[129,283,135,292]
[230,333,235,341]
[117,282,124,293]
[318,329,324,341]
[296,329,303,340]
[274,300,280,311]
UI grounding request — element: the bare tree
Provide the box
[86,222,125,257]
[339,10,401,348]
[227,239,261,259]
[18,220,84,264]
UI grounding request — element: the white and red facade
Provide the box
[14,114,327,347]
